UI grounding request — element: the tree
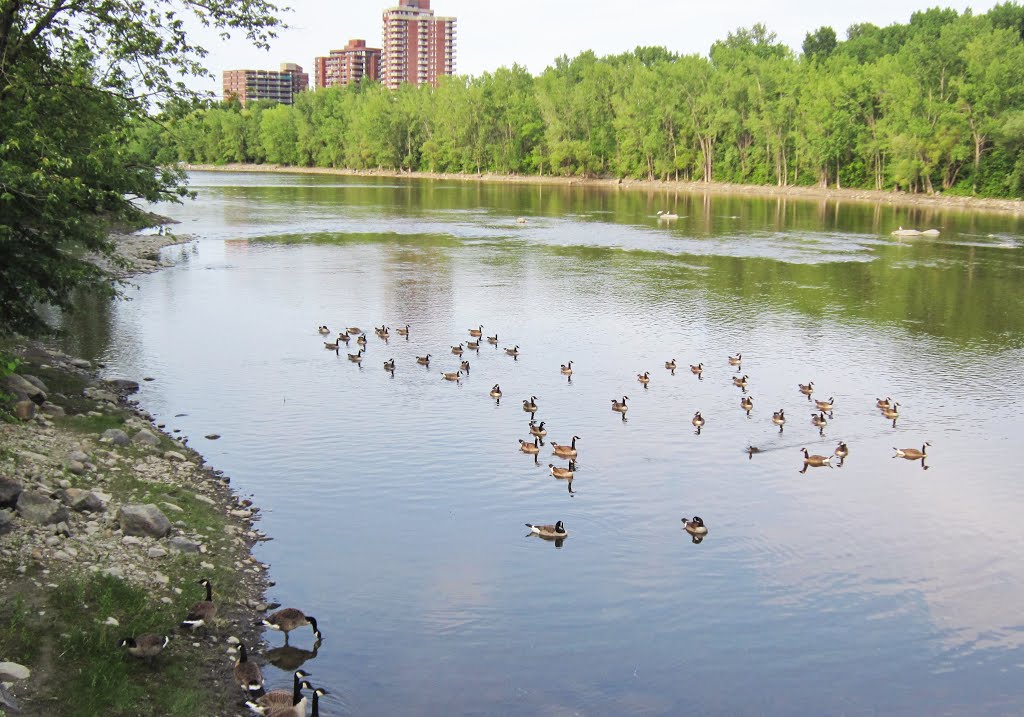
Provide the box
[803,26,838,62]
[0,0,283,335]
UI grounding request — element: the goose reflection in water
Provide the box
[266,638,322,672]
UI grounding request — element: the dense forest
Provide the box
[135,5,1024,197]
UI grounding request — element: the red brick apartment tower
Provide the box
[314,39,382,89]
[381,0,456,89]
[222,63,308,106]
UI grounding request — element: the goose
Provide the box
[835,441,849,459]
[561,361,574,375]
[323,338,341,350]
[338,332,351,343]
[811,412,828,427]
[798,381,814,395]
[234,643,264,694]
[530,420,547,437]
[772,409,786,430]
[551,436,580,457]
[740,396,753,413]
[516,216,528,224]
[728,353,742,365]
[876,397,892,408]
[800,447,833,467]
[451,344,464,355]
[894,442,930,460]
[347,349,365,363]
[665,359,677,370]
[489,384,502,398]
[374,325,388,336]
[815,397,835,412]
[396,324,410,336]
[346,327,362,335]
[310,688,328,717]
[467,340,480,350]
[690,363,703,374]
[119,634,170,659]
[460,360,471,372]
[180,578,216,630]
[247,670,311,713]
[526,521,568,539]
[637,371,650,385]
[692,411,705,429]
[682,516,708,536]
[519,438,540,454]
[468,325,483,337]
[416,354,431,366]
[487,334,499,344]
[383,358,395,372]
[732,375,749,387]
[611,396,629,412]
[523,396,538,412]
[263,608,322,641]
[356,334,367,346]
[246,680,314,717]
[549,461,576,479]
[881,402,900,419]
[441,370,462,381]
[505,345,520,356]
[377,328,390,339]
[657,210,679,221]
[318,326,330,335]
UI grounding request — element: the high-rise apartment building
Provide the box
[222,63,309,106]
[381,0,456,89]
[314,39,382,89]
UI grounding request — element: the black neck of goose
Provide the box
[292,672,302,701]
[312,692,320,717]
[204,582,212,601]
[239,644,248,662]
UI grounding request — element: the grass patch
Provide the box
[56,411,126,434]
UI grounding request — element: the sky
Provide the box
[195,0,1001,95]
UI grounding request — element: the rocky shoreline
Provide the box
[0,232,274,716]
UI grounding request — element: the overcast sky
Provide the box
[196,0,999,95]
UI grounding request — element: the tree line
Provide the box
[135,5,1024,198]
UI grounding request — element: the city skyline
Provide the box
[203,0,1002,97]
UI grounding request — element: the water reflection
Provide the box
[266,640,322,672]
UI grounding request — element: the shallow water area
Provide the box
[66,171,1024,716]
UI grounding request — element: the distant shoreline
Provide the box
[181,163,1024,216]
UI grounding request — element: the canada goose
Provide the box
[772,408,786,431]
[637,371,650,385]
[505,345,520,356]
[549,461,576,479]
[246,680,314,716]
[397,324,410,336]
[530,420,547,437]
[657,210,679,221]
[263,608,322,641]
[469,325,483,337]
[519,438,540,454]
[338,332,350,343]
[416,354,431,365]
[374,325,387,336]
[346,327,361,335]
[523,396,538,412]
[247,670,311,713]
[815,397,835,412]
[451,344,464,355]
[894,442,931,460]
[180,578,216,630]
[690,363,703,374]
[800,447,833,468]
[383,358,395,371]
[460,360,470,372]
[378,328,390,339]
[692,411,705,429]
[665,359,677,370]
[310,687,328,717]
[489,384,502,398]
[728,353,742,365]
[526,521,568,539]
[318,326,330,335]
[611,396,629,412]
[551,436,580,457]
[799,381,814,395]
[732,375,749,387]
[119,634,170,659]
[682,516,708,536]
[356,335,367,346]
[487,334,499,344]
[881,402,900,419]
[234,643,264,694]
[323,338,341,350]
[561,361,573,375]
[811,412,828,427]
[740,396,753,413]
[876,397,892,408]
[467,340,480,350]
[835,441,849,459]
[347,349,365,362]
[441,370,462,381]
[516,216,528,224]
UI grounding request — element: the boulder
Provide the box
[101,429,131,446]
[22,375,49,393]
[0,476,23,507]
[168,536,202,553]
[16,491,69,525]
[133,429,160,446]
[0,509,14,535]
[14,400,36,421]
[41,402,66,417]
[118,504,171,538]
[0,661,30,681]
[163,451,187,462]
[107,378,140,394]
[3,374,46,403]
[69,358,91,369]
[60,488,105,513]
[84,387,118,403]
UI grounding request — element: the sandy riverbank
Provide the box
[183,163,1024,216]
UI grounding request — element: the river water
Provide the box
[68,172,1024,715]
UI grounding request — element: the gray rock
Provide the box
[61,488,105,513]
[14,400,36,421]
[66,460,86,475]
[118,504,171,538]
[69,358,92,369]
[41,402,66,417]
[3,374,46,403]
[16,492,69,525]
[133,429,160,447]
[0,509,15,535]
[168,536,201,553]
[107,378,140,394]
[22,374,49,393]
[193,494,216,506]
[205,434,221,440]
[0,681,21,712]
[159,501,184,513]
[54,549,73,561]
[67,450,89,463]
[163,451,187,462]
[0,661,30,681]
[148,547,168,558]
[101,429,130,446]
[84,387,118,403]
[0,476,23,507]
